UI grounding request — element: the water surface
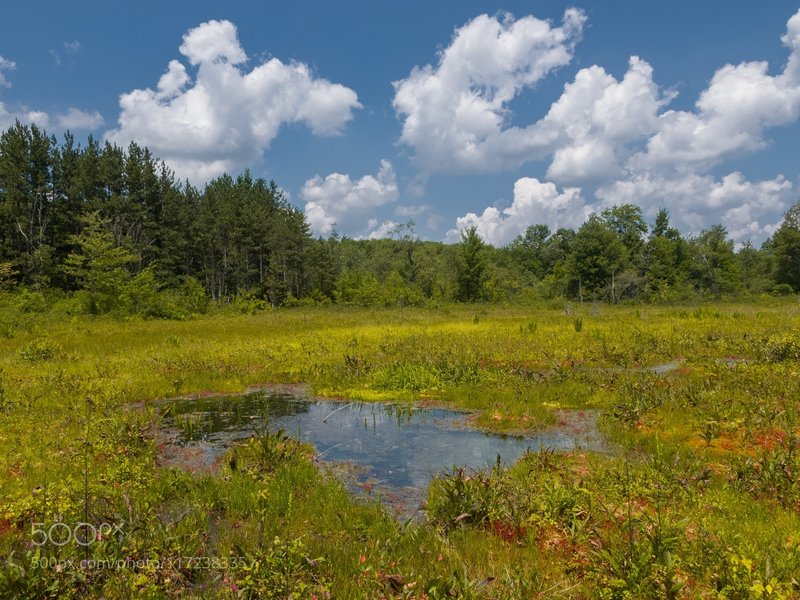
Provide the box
[159,390,602,515]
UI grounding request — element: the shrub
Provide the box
[771,283,795,297]
[14,289,48,314]
[17,339,63,362]
[763,334,800,362]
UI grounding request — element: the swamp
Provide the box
[0,301,799,598]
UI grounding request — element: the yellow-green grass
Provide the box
[0,298,798,597]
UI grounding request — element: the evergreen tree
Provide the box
[63,212,139,313]
[643,208,684,297]
[456,226,487,302]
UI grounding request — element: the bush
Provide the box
[763,334,800,362]
[771,283,795,297]
[282,289,332,308]
[232,290,269,314]
[334,270,383,306]
[17,339,63,362]
[14,289,48,314]
[122,270,209,320]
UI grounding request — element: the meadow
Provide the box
[0,298,799,598]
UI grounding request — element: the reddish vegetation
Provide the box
[486,519,526,543]
[751,427,789,452]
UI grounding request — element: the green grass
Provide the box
[0,297,799,597]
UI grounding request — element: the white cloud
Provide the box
[57,107,103,130]
[633,14,800,170]
[301,160,399,237]
[596,172,793,242]
[392,9,586,174]
[366,220,399,240]
[51,41,81,66]
[0,52,104,134]
[105,19,362,183]
[0,55,15,88]
[394,204,430,217]
[447,178,587,245]
[156,60,190,99]
[447,9,800,245]
[0,105,50,131]
[178,20,245,66]
[542,57,670,184]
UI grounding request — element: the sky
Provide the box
[2,1,800,247]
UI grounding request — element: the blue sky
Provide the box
[2,2,800,246]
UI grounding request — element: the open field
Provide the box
[1,299,799,598]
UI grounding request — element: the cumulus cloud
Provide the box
[105,19,362,183]
[541,57,670,184]
[597,172,793,242]
[633,61,800,170]
[446,178,587,245]
[447,9,800,245]
[366,220,400,240]
[0,106,49,131]
[1,102,101,133]
[301,160,399,237]
[57,107,104,130]
[392,9,586,174]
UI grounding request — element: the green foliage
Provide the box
[601,204,648,261]
[763,333,800,362]
[334,270,383,306]
[333,269,425,307]
[427,467,504,531]
[0,123,796,309]
[63,212,139,314]
[689,225,740,297]
[122,268,208,319]
[236,430,314,476]
[233,535,330,599]
[14,288,48,313]
[456,226,487,302]
[0,262,17,289]
[734,432,800,509]
[771,283,795,296]
[773,202,800,291]
[568,215,627,301]
[16,338,63,362]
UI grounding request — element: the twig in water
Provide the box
[316,443,344,459]
[322,402,354,423]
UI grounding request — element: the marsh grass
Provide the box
[0,298,798,596]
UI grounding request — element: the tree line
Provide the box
[0,122,798,316]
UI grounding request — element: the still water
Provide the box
[159,390,602,515]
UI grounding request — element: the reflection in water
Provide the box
[160,390,603,515]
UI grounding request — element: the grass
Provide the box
[0,297,799,597]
